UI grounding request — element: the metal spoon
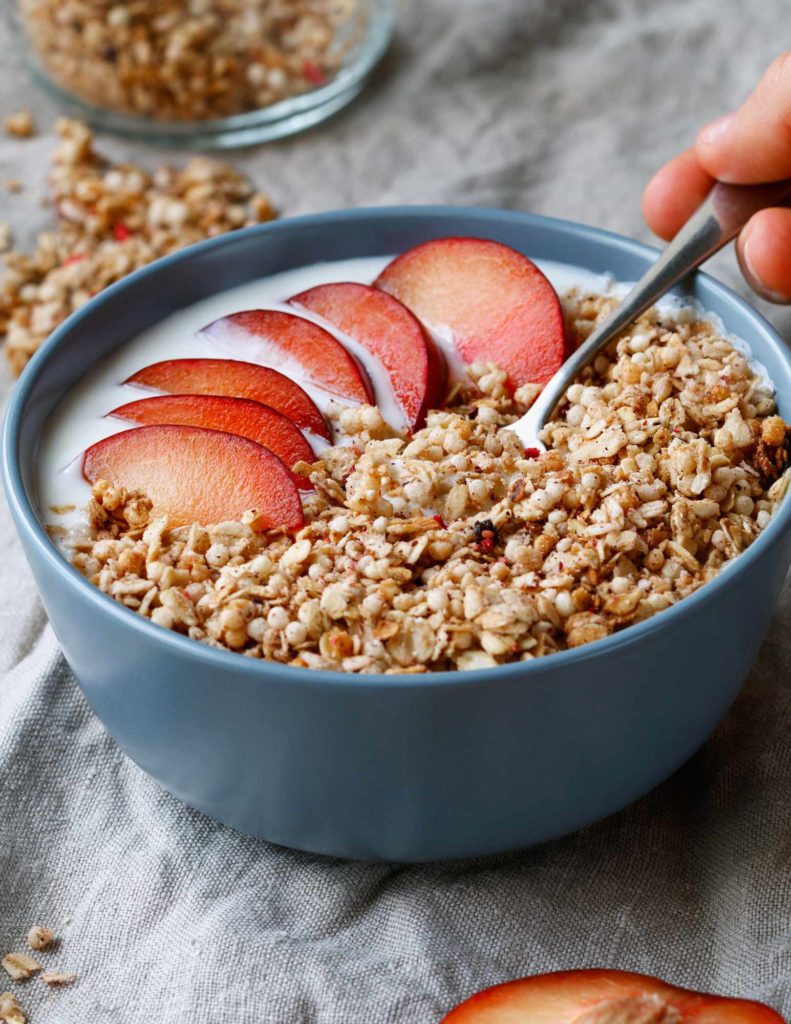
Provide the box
[509,177,791,451]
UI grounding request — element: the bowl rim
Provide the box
[4,204,791,690]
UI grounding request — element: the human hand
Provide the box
[643,53,791,303]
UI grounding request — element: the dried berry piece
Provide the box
[473,519,499,553]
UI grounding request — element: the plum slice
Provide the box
[83,424,304,531]
[289,281,446,428]
[375,237,566,389]
[441,969,785,1024]
[107,394,315,490]
[124,358,330,441]
[199,310,374,404]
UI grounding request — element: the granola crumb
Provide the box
[26,927,54,953]
[3,180,23,194]
[0,118,276,374]
[0,991,26,1024]
[40,971,76,987]
[1,953,41,981]
[4,110,35,138]
[66,293,790,673]
[754,416,790,482]
[0,225,11,254]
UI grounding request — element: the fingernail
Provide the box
[742,230,791,303]
[741,229,760,279]
[699,113,734,146]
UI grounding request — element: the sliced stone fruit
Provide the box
[107,394,315,490]
[199,309,373,404]
[125,358,330,441]
[441,969,785,1024]
[289,281,446,428]
[375,236,566,389]
[82,424,304,531]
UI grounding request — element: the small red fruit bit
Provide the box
[524,446,541,459]
[433,514,447,528]
[441,968,786,1024]
[302,60,326,85]
[112,222,132,242]
[473,519,498,553]
[61,253,85,267]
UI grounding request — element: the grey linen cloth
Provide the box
[1,1,790,1020]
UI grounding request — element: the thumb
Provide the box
[695,52,791,183]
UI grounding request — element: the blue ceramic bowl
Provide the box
[4,207,791,862]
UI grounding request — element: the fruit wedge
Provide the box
[375,237,566,389]
[289,281,446,428]
[125,358,330,441]
[199,310,374,404]
[441,969,785,1024]
[83,425,304,531]
[107,394,315,490]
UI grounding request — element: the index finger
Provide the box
[641,148,715,241]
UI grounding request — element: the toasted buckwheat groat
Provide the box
[69,294,790,673]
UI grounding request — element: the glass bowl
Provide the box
[11,0,394,149]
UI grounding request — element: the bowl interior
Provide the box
[6,205,791,683]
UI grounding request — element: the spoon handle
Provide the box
[528,177,791,431]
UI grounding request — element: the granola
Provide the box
[39,972,76,987]
[69,294,790,673]
[25,929,53,954]
[0,992,26,1024]
[19,0,356,122]
[0,955,41,983]
[0,118,275,374]
[3,111,36,139]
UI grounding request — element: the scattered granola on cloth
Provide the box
[0,926,75,1020]
[39,972,76,987]
[25,928,53,954]
[0,118,275,375]
[69,294,790,674]
[0,953,41,982]
[0,991,26,1024]
[3,110,35,138]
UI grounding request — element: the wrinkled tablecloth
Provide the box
[1,2,789,1021]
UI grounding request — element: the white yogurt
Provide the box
[37,253,760,532]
